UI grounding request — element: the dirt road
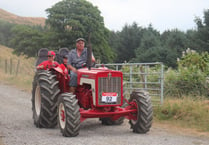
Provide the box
[0,83,209,145]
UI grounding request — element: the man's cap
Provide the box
[76,38,85,42]
[48,51,56,56]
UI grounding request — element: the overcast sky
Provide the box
[0,0,208,32]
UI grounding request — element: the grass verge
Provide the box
[0,45,35,92]
[154,97,209,132]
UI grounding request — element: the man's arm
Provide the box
[67,64,77,73]
[92,55,95,62]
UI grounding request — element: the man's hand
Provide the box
[72,67,77,73]
[67,64,77,73]
[82,63,87,67]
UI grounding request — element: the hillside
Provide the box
[0,8,45,26]
[0,44,35,91]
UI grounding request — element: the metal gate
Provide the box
[96,62,164,105]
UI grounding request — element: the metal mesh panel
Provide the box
[98,77,121,105]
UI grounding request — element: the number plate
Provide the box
[101,92,118,103]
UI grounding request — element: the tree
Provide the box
[0,20,15,46]
[45,0,114,63]
[113,22,143,62]
[186,29,199,51]
[193,9,209,52]
[10,25,45,57]
[133,25,161,63]
[108,31,120,62]
[160,29,189,68]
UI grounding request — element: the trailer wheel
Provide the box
[129,90,153,133]
[32,70,60,128]
[58,93,80,137]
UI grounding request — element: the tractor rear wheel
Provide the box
[129,90,153,133]
[58,93,80,137]
[32,70,60,128]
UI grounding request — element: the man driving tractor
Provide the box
[67,38,95,93]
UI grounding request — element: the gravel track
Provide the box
[0,83,209,145]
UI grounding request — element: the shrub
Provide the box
[164,49,209,98]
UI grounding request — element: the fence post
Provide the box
[5,59,7,73]
[130,65,133,89]
[10,58,12,75]
[116,65,118,71]
[140,65,145,88]
[160,64,164,104]
[16,60,20,76]
[145,65,148,90]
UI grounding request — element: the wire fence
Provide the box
[0,57,34,76]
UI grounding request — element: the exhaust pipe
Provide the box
[87,33,92,70]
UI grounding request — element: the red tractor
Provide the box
[32,48,153,137]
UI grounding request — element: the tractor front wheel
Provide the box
[58,93,80,137]
[129,90,153,133]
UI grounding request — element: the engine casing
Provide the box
[77,68,123,107]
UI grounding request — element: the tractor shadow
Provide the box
[79,118,133,137]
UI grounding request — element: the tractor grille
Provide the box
[98,77,121,105]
